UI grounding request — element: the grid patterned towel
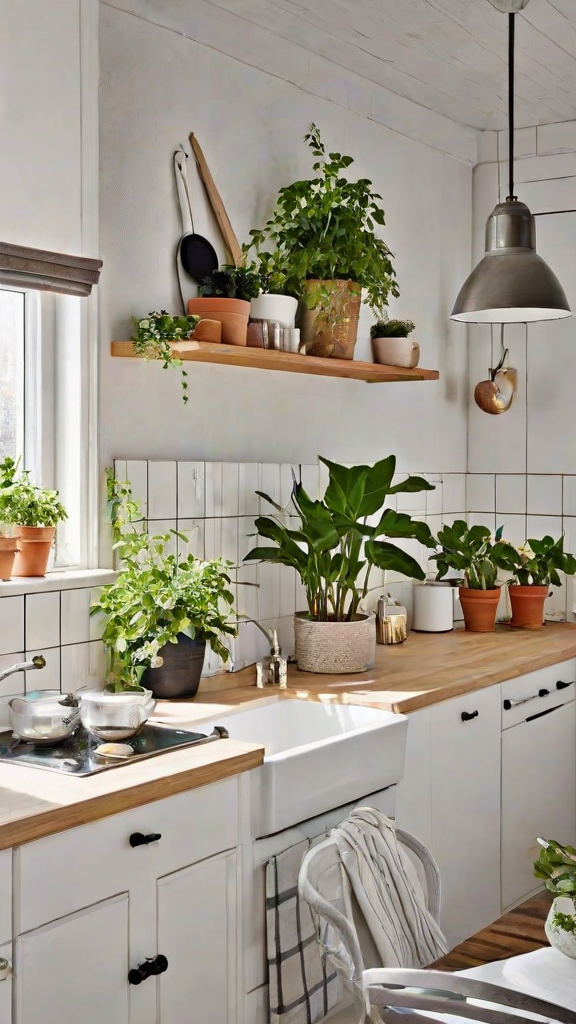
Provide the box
[266,838,343,1024]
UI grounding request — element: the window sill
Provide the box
[0,568,116,598]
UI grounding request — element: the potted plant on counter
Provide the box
[244,455,435,673]
[432,521,517,632]
[92,473,236,698]
[246,124,399,360]
[371,318,419,369]
[188,264,261,346]
[534,838,576,960]
[507,535,576,630]
[132,311,200,404]
[0,457,67,577]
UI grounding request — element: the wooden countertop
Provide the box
[0,737,263,851]
[198,622,576,714]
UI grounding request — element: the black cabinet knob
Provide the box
[538,688,549,698]
[128,954,168,985]
[461,710,479,722]
[557,680,574,690]
[129,832,161,848]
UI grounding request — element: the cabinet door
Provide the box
[429,687,501,948]
[502,701,576,910]
[15,894,130,1024]
[157,851,237,1024]
[0,943,12,1024]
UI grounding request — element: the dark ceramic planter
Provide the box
[141,633,206,699]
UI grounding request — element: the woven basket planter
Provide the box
[294,612,376,674]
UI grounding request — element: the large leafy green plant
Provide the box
[92,473,236,690]
[433,521,517,590]
[0,457,67,528]
[244,456,435,622]
[534,838,576,932]
[246,125,399,314]
[511,535,576,587]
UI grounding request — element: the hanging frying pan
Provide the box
[174,150,218,309]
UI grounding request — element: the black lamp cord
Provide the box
[508,13,516,201]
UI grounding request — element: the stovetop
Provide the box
[0,723,228,776]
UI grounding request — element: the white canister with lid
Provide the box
[412,581,455,633]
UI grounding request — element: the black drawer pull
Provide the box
[557,680,574,690]
[538,688,549,698]
[129,832,162,848]
[128,954,168,985]
[461,710,479,722]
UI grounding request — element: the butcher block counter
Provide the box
[199,621,576,715]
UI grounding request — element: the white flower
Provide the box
[139,319,150,329]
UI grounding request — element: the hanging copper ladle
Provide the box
[474,328,518,415]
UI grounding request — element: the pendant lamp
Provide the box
[451,1,571,324]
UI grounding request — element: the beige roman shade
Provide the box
[0,241,102,297]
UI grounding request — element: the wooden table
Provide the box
[435,892,552,972]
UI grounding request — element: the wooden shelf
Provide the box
[111,340,440,384]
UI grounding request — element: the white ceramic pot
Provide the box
[250,293,298,328]
[372,336,420,368]
[412,582,455,632]
[545,897,576,960]
[294,613,376,674]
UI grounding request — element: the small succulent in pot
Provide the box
[131,311,201,404]
[370,318,416,339]
[0,457,67,577]
[432,521,517,632]
[370,318,419,369]
[506,534,576,630]
[198,265,261,302]
[534,838,576,959]
[188,265,261,346]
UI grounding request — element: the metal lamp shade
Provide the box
[451,198,571,324]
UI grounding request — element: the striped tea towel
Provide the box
[266,839,343,1024]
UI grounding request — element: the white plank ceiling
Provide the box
[200,0,576,131]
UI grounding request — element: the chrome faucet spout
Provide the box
[0,655,46,685]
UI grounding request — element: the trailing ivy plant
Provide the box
[370,318,415,340]
[199,265,261,302]
[244,455,435,622]
[91,471,236,690]
[131,311,200,404]
[534,838,576,932]
[0,457,67,528]
[245,124,400,316]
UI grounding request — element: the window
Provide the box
[0,289,25,461]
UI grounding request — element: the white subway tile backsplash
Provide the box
[468,512,496,532]
[238,464,260,516]
[0,652,25,697]
[89,589,105,642]
[300,464,320,500]
[526,515,562,541]
[26,647,60,692]
[148,461,177,520]
[147,521,177,556]
[425,476,442,515]
[563,477,576,518]
[25,591,60,651]
[222,463,239,518]
[496,475,526,515]
[205,462,223,517]
[126,460,148,518]
[499,514,527,548]
[177,462,205,518]
[527,475,562,516]
[61,641,106,693]
[466,475,495,513]
[61,588,92,646]
[563,516,576,553]
[442,474,465,514]
[0,597,24,656]
[260,464,281,508]
[177,520,205,560]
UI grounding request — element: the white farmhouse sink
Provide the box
[174,698,408,837]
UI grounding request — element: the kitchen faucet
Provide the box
[243,619,288,689]
[0,655,46,685]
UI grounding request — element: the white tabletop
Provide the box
[460,946,576,1012]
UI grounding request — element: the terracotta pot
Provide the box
[300,280,361,359]
[187,298,249,346]
[0,536,19,581]
[294,612,375,674]
[509,584,549,630]
[191,318,222,343]
[12,526,56,577]
[458,586,501,632]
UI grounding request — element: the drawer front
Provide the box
[0,942,12,1024]
[16,778,238,934]
[0,851,11,945]
[500,658,576,729]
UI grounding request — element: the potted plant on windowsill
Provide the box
[246,124,399,360]
[432,521,517,632]
[188,265,261,346]
[91,473,237,698]
[244,455,435,674]
[371,318,419,369]
[0,527,18,581]
[0,457,67,577]
[507,535,576,630]
[534,838,576,960]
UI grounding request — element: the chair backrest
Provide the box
[298,826,442,1021]
[363,968,576,1024]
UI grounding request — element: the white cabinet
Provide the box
[0,944,12,1024]
[15,894,130,1024]
[157,851,237,1024]
[502,699,576,910]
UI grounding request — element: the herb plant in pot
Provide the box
[0,457,67,577]
[188,265,261,346]
[245,456,435,673]
[0,526,18,581]
[508,535,576,630]
[534,838,576,960]
[432,521,517,632]
[92,474,237,699]
[132,311,201,404]
[248,254,299,329]
[371,318,419,369]
[247,125,399,360]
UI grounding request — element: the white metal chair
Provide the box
[363,968,576,1024]
[298,827,443,1024]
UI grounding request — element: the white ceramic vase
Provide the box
[545,897,576,960]
[293,613,376,674]
[250,293,298,328]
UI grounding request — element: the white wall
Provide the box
[99,1,472,478]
